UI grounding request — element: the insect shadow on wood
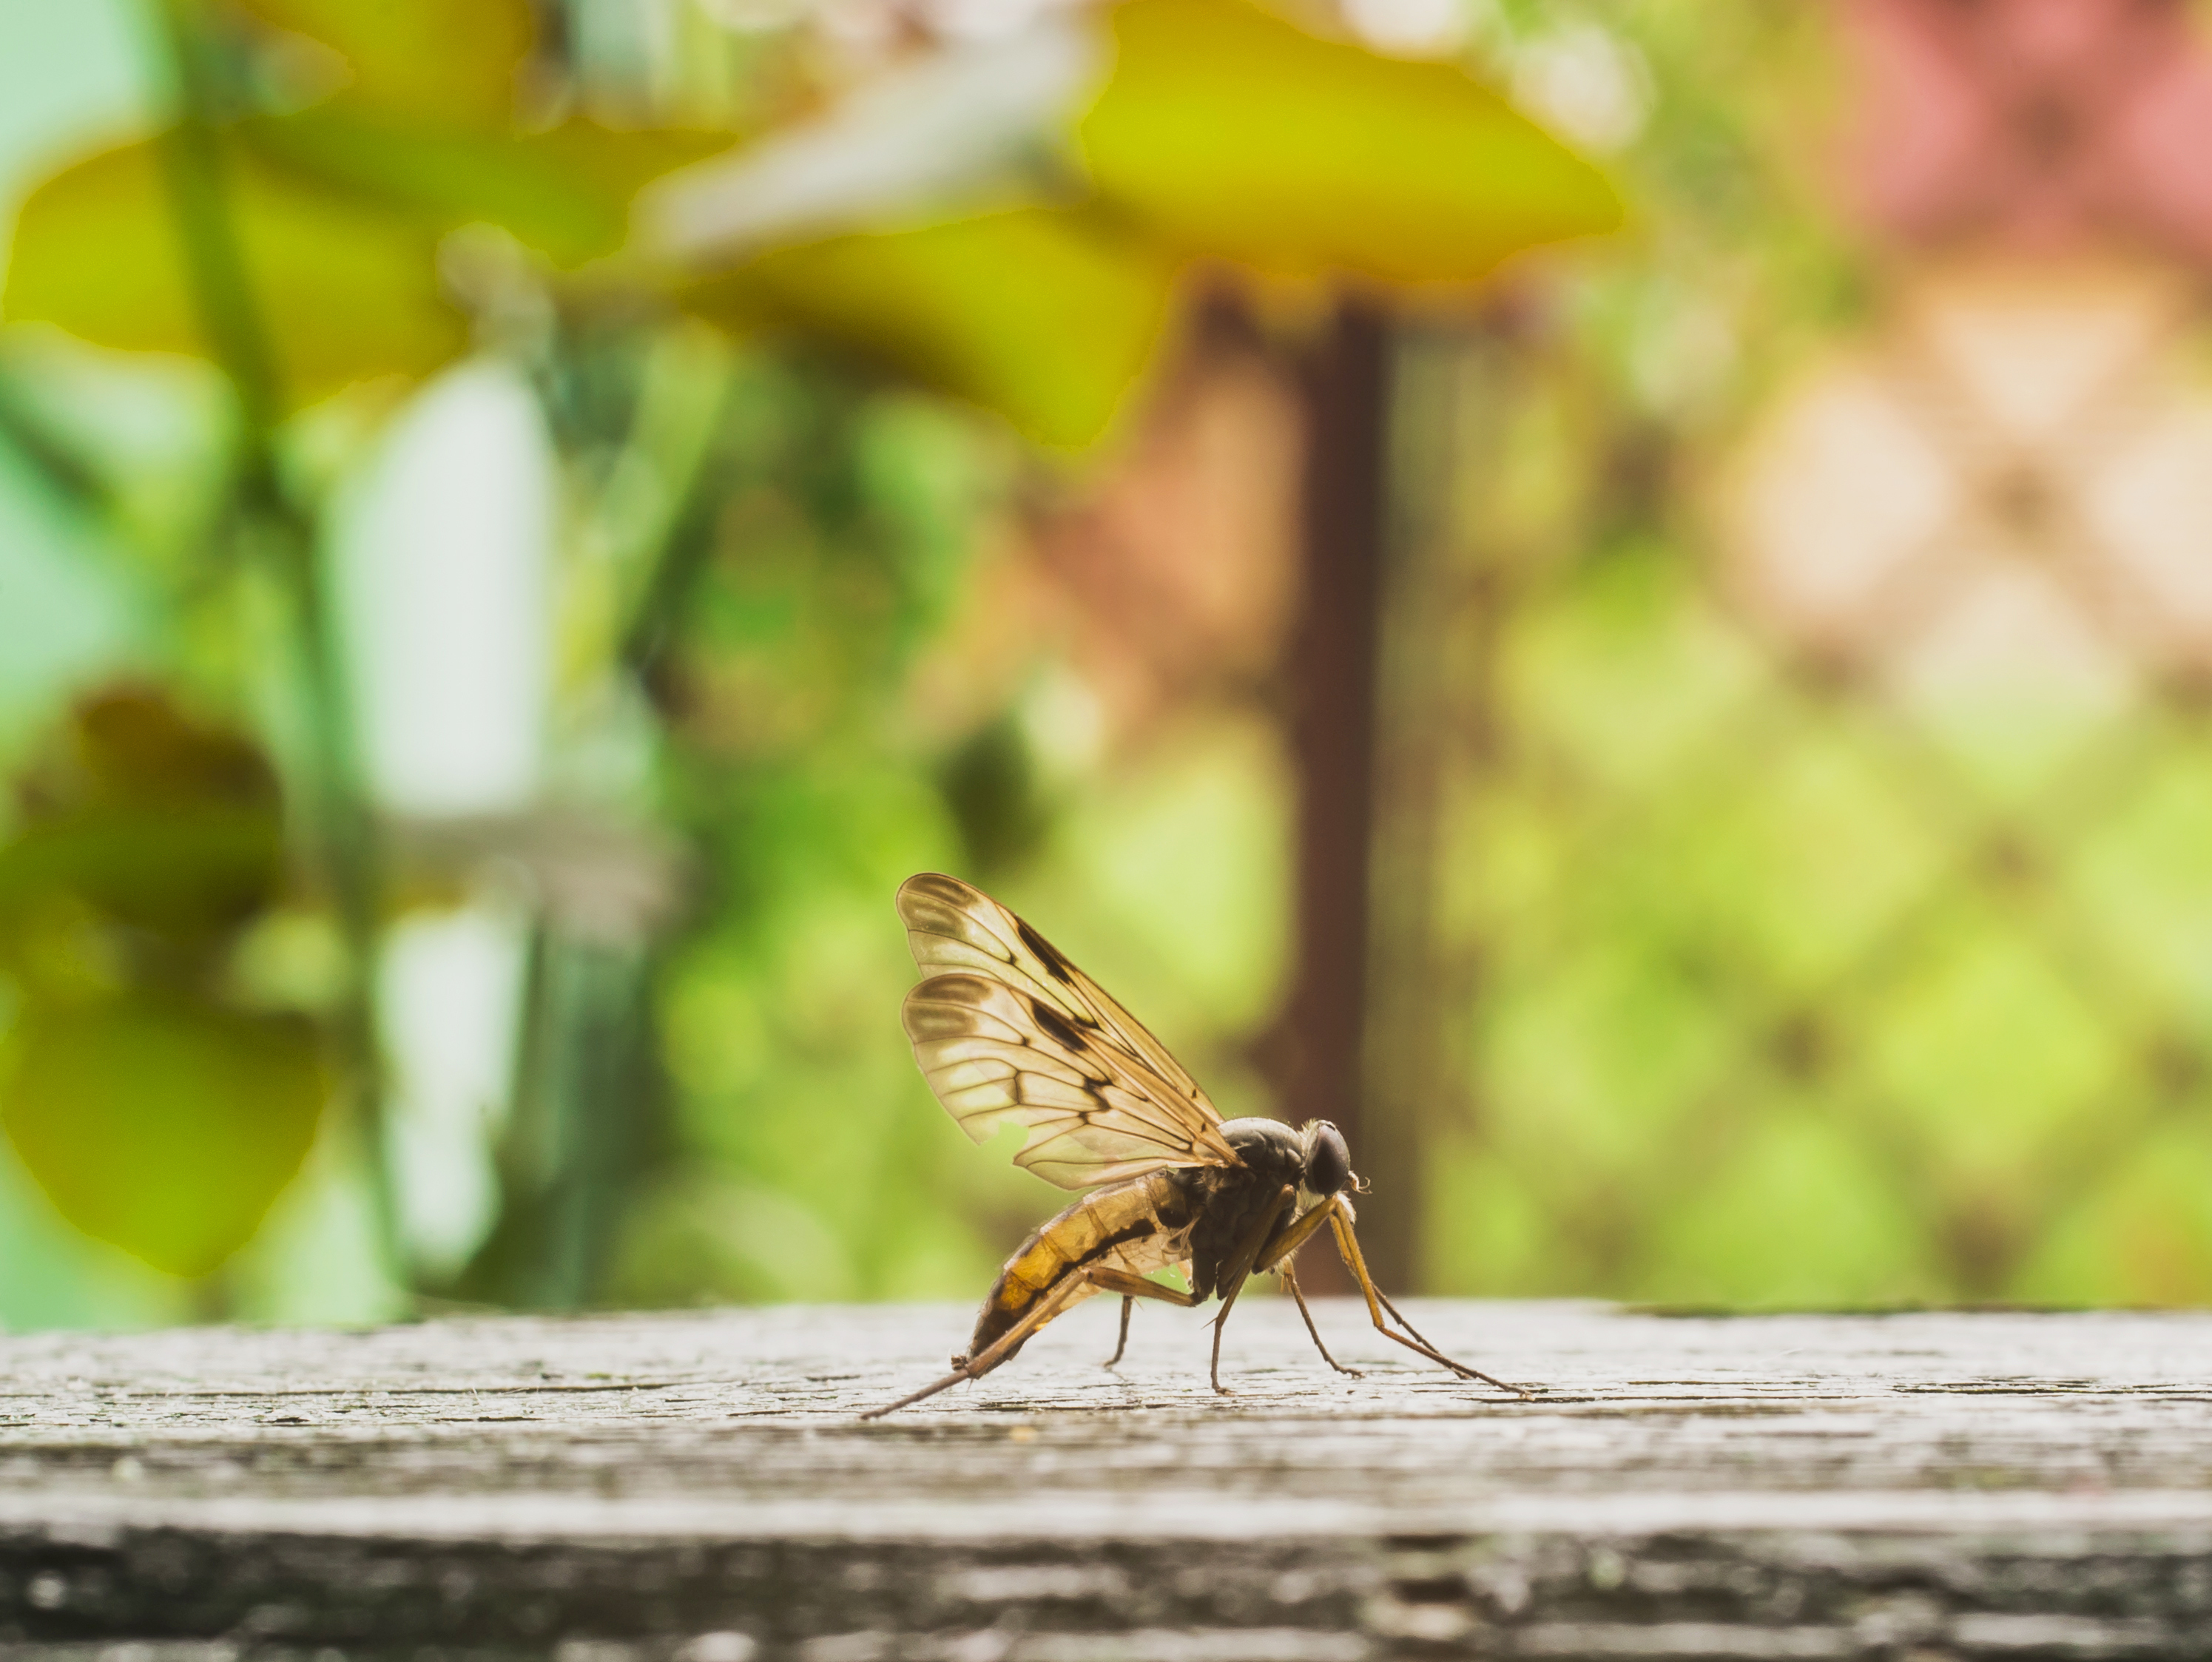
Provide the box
[863,872,1532,1419]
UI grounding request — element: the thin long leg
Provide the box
[861,1271,1091,1419]
[1104,1295,1134,1368]
[1250,1194,1363,1377]
[1085,1266,1199,1307]
[1281,1262,1360,1376]
[1309,1199,1449,1360]
[1208,1269,1250,1394]
[863,1267,1198,1419]
[1253,1194,1341,1274]
[1207,1185,1297,1394]
[1327,1202,1531,1397]
[1375,1286,1448,1357]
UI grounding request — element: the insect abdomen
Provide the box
[963,1172,1198,1367]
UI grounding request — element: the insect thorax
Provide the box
[1218,1116,1306,1187]
[1183,1133,1304,1303]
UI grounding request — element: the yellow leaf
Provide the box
[689,208,1177,450]
[1078,0,1624,283]
[1,996,326,1278]
[4,137,465,403]
[228,0,535,129]
[244,106,739,266]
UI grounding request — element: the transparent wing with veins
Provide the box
[897,872,1239,1190]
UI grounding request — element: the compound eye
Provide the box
[1305,1122,1352,1196]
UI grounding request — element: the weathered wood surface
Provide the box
[1,1300,2210,1659]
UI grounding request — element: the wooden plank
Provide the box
[0,1300,2208,1658]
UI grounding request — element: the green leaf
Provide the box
[0,808,282,948]
[0,687,282,947]
[687,208,1177,450]
[0,996,326,1277]
[4,136,465,402]
[243,107,738,266]
[1078,0,1624,283]
[228,0,536,129]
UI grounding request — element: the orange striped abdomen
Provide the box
[962,1170,1200,1369]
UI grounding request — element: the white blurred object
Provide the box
[635,12,1097,263]
[1019,665,1106,782]
[1343,0,1466,57]
[379,905,530,1279]
[920,0,1082,43]
[331,359,554,819]
[1511,21,1652,154]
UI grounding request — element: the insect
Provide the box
[863,872,1528,1418]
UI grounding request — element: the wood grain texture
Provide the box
[0,1299,2208,1658]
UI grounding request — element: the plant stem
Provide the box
[616,375,734,689]
[0,365,112,518]
[487,342,727,1308]
[142,0,407,1295]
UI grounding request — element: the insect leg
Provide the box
[1250,1200,1360,1377]
[865,1265,1198,1416]
[1374,1286,1450,1357]
[860,1272,1092,1419]
[1280,1261,1360,1376]
[1088,1265,1200,1370]
[1104,1296,1134,1368]
[1087,1266,1201,1375]
[1084,1266,1200,1307]
[1327,1200,1531,1397]
[1207,1184,1298,1394]
[1252,1195,1339,1274]
[1310,1195,1451,1357]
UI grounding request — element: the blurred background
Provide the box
[4,0,2212,1328]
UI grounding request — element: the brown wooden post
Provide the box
[1275,299,1396,1291]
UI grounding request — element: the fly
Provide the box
[863,872,1530,1418]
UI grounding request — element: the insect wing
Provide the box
[904,973,1218,1188]
[897,873,1238,1186]
[899,874,1209,1107]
